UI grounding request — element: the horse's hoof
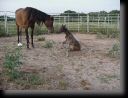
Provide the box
[32,45,35,48]
[18,43,22,47]
[27,47,31,50]
[27,46,30,49]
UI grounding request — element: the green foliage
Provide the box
[97,74,119,83]
[58,80,68,90]
[34,24,47,35]
[37,36,45,41]
[96,28,120,38]
[109,10,120,14]
[60,10,77,16]
[43,40,55,48]
[96,32,105,39]
[108,43,120,58]
[0,26,8,37]
[2,47,42,86]
[6,70,21,80]
[0,16,15,21]
[3,47,22,70]
[23,73,42,85]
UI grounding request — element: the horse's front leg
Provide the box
[17,26,23,47]
[17,26,20,43]
[25,28,29,48]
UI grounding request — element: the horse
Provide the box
[59,24,81,51]
[15,7,54,48]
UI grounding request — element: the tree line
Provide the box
[60,10,120,16]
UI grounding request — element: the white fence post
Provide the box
[80,16,82,32]
[104,17,106,28]
[117,14,120,30]
[4,12,8,35]
[87,14,89,32]
[64,16,66,24]
[78,13,79,32]
[107,14,109,36]
[68,13,69,29]
[98,14,100,29]
[59,15,60,26]
[108,14,109,24]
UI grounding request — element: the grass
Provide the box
[96,28,120,38]
[2,47,43,89]
[0,25,8,37]
[37,36,45,41]
[57,64,64,72]
[108,43,120,58]
[43,40,55,48]
[58,80,68,90]
[3,47,22,70]
[97,74,119,83]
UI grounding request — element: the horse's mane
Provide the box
[25,7,50,25]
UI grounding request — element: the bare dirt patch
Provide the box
[0,34,120,91]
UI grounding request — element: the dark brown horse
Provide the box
[15,7,54,48]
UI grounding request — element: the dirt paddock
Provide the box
[0,33,120,92]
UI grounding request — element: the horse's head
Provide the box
[44,16,54,33]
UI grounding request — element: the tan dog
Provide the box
[59,25,81,54]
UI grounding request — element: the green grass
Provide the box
[15,73,42,85]
[97,74,119,83]
[96,28,119,38]
[108,43,120,58]
[58,80,68,90]
[0,25,8,37]
[2,47,43,87]
[37,36,45,41]
[43,40,55,48]
[3,47,22,70]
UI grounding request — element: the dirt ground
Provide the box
[0,33,120,92]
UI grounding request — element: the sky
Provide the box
[0,0,120,14]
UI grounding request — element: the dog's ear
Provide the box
[64,24,66,27]
[62,24,64,26]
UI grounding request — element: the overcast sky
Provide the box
[0,0,120,14]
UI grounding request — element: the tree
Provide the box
[109,10,120,14]
[99,11,108,16]
[60,10,77,16]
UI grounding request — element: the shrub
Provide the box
[108,43,120,58]
[37,37,45,41]
[96,28,120,38]
[43,40,55,48]
[3,47,22,70]
[0,26,7,37]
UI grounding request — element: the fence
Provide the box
[0,11,120,36]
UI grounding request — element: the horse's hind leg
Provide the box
[31,26,34,48]
[25,28,29,48]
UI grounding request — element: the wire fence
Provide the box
[0,11,120,36]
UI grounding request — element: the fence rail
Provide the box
[0,11,120,36]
